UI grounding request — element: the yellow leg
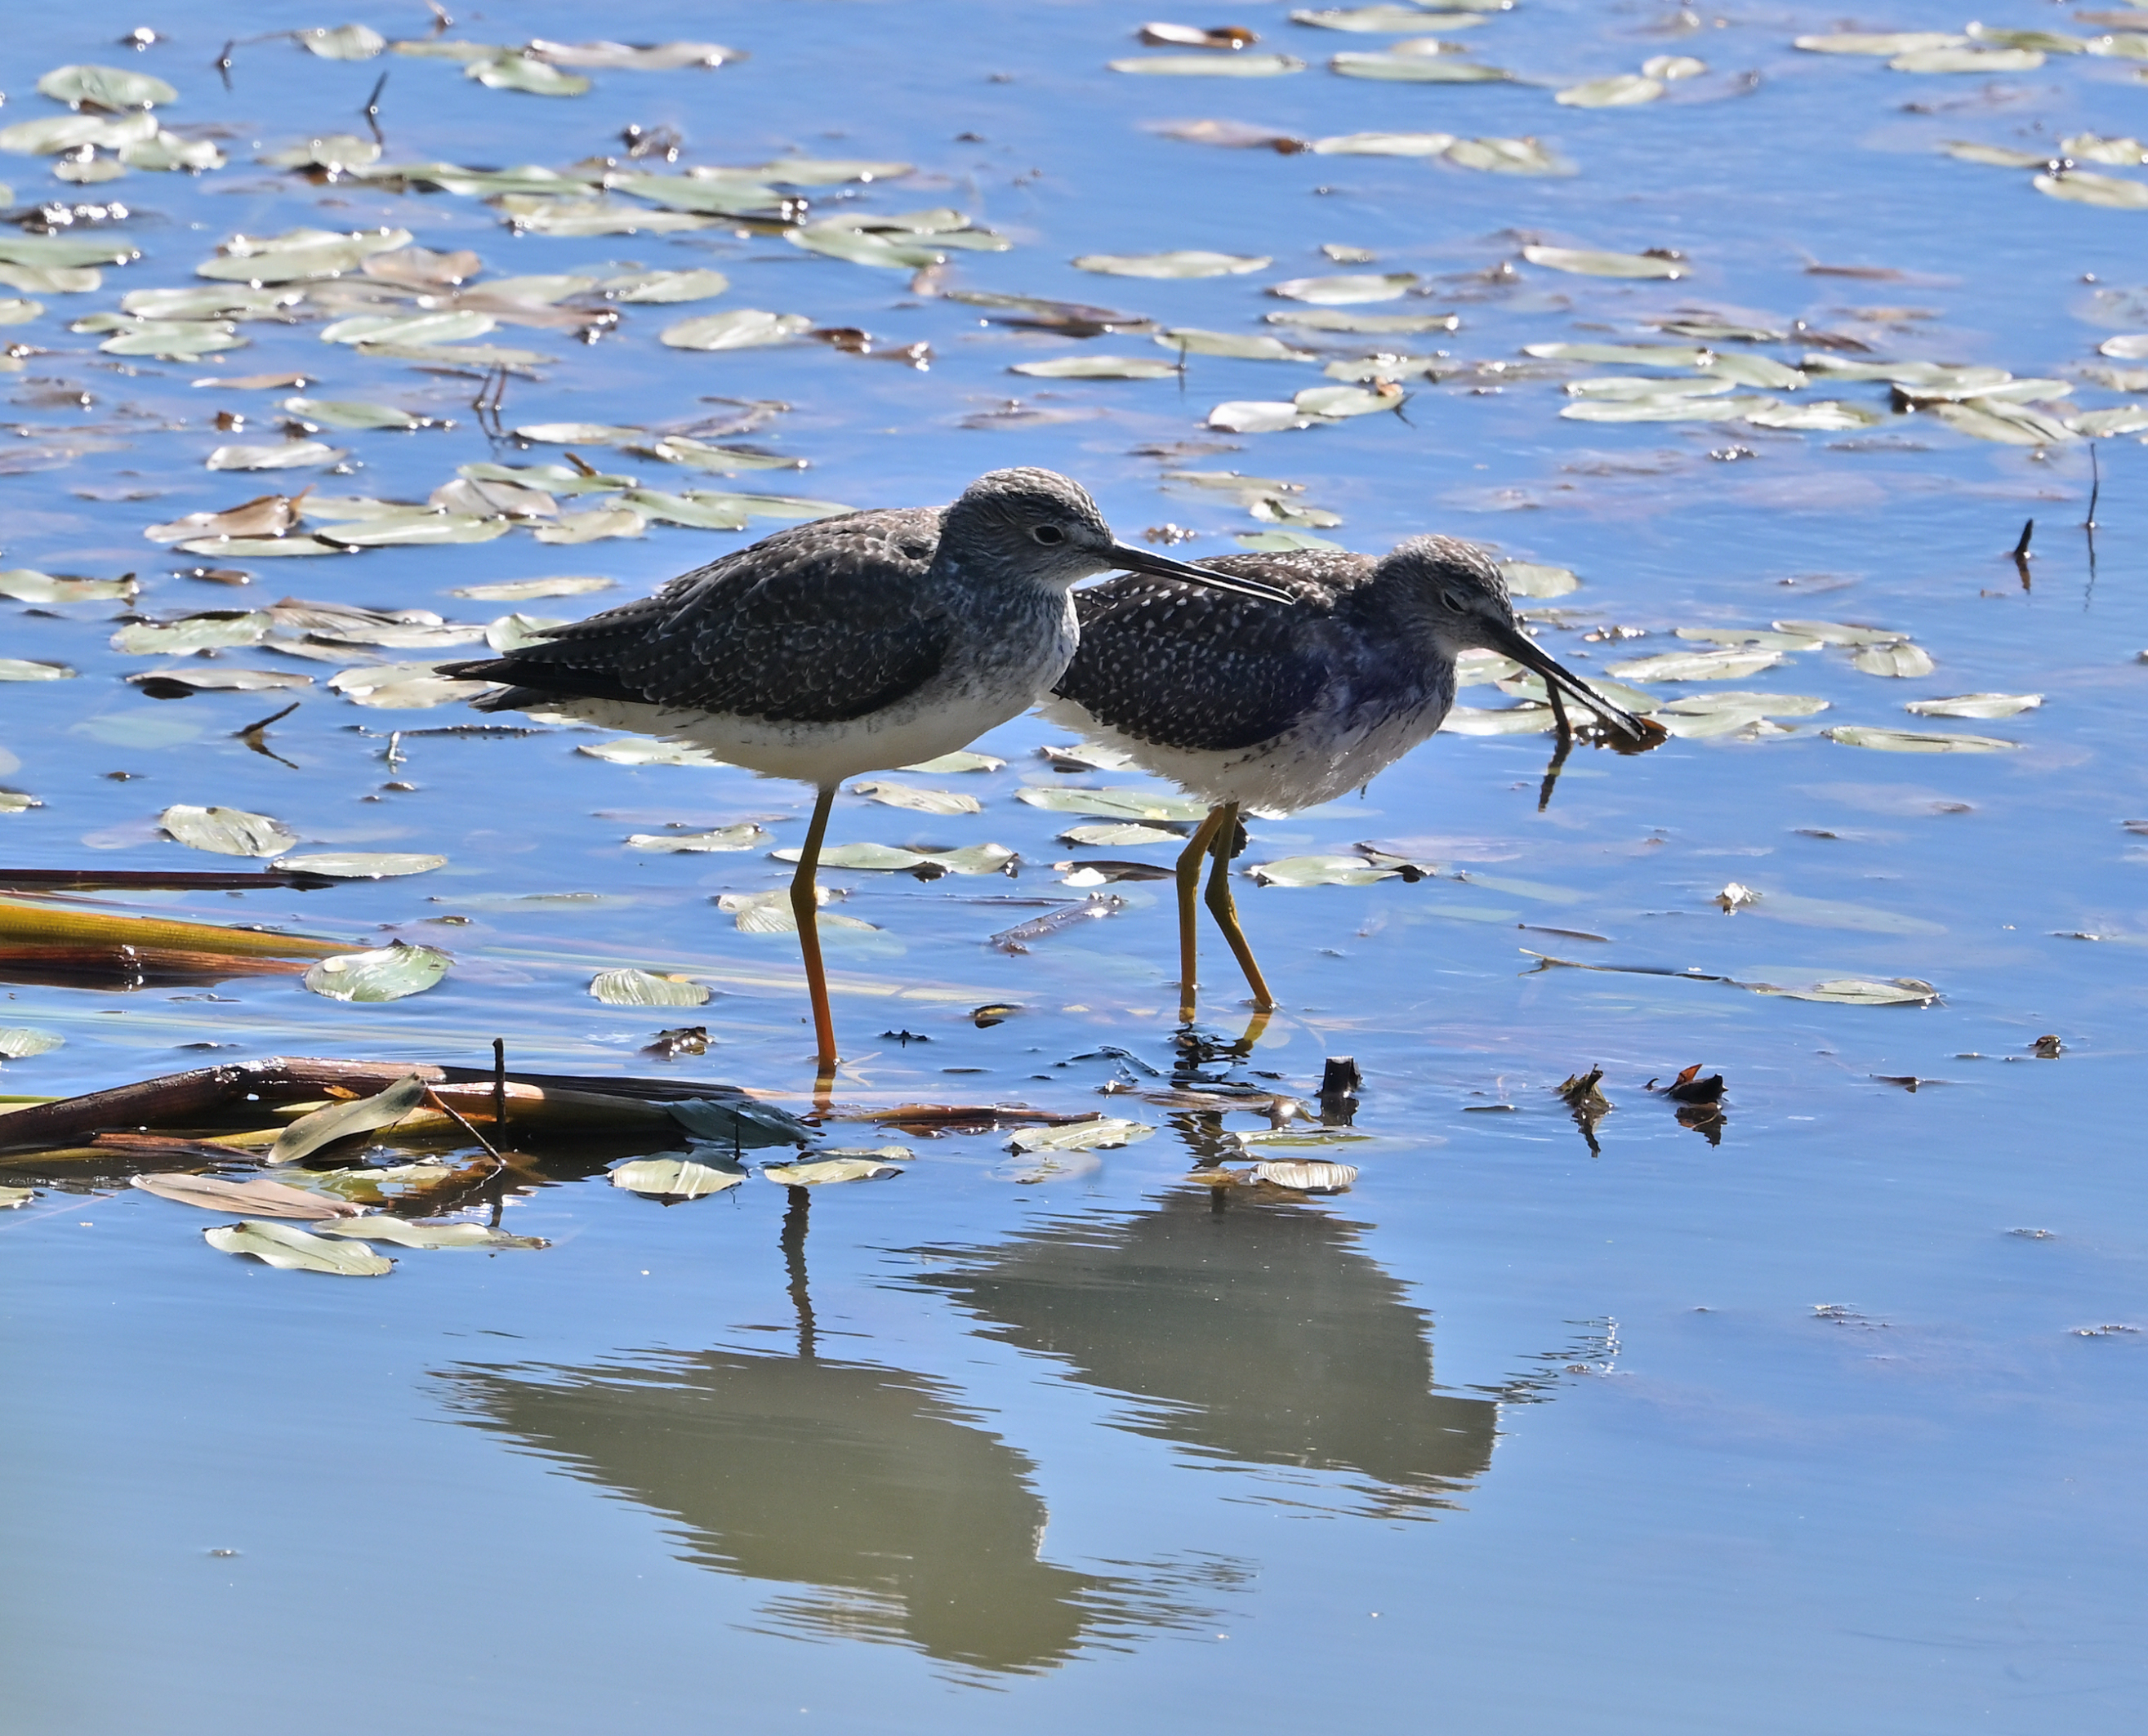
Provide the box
[1174,805,1232,1023]
[790,786,840,1071]
[1203,802,1277,1011]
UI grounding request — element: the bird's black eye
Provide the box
[1031,524,1066,545]
[1439,590,1467,611]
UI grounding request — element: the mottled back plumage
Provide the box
[457,506,951,724]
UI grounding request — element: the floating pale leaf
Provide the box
[297,24,387,59]
[1446,136,1569,175]
[320,1217,545,1249]
[134,1173,356,1220]
[0,1026,65,1058]
[1207,399,1311,433]
[1567,376,1738,400]
[601,267,732,302]
[272,852,447,878]
[1852,642,1935,678]
[1108,53,1307,74]
[1010,354,1181,379]
[1745,399,1882,431]
[0,658,75,681]
[849,780,983,815]
[267,1072,433,1166]
[1608,648,1781,682]
[527,38,739,70]
[1074,251,1270,278]
[2034,171,2148,210]
[206,440,345,472]
[1058,822,1182,847]
[1772,620,1906,646]
[1311,131,1456,154]
[1294,6,1486,29]
[1499,561,1580,597]
[1643,55,1707,78]
[579,738,726,767]
[590,967,711,1007]
[281,398,429,430]
[205,1221,393,1275]
[762,1157,905,1183]
[1331,50,1512,81]
[1248,1159,1359,1191]
[1295,383,1401,416]
[1557,73,1663,106]
[1929,400,2076,444]
[716,888,876,933]
[466,51,592,95]
[1750,977,1940,1006]
[1249,854,1397,887]
[660,309,812,349]
[1016,784,1210,821]
[1905,692,2042,719]
[115,612,272,653]
[1825,726,2019,753]
[38,63,177,108]
[161,804,298,858]
[610,1157,746,1198]
[1523,247,1686,280]
[1891,47,2044,72]
[100,320,245,360]
[0,569,135,603]
[1562,394,1771,422]
[1006,1118,1156,1154]
[1269,271,1417,305]
[2070,406,2148,436]
[1440,705,1555,735]
[902,750,1005,773]
[626,824,769,853]
[303,942,452,1001]
[1945,140,2053,167]
[1795,32,1966,54]
[0,1186,36,1209]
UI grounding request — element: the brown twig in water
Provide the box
[2012,517,2034,591]
[492,1038,508,1142]
[422,1085,505,1167]
[361,70,388,148]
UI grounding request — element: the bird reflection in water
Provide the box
[436,1188,1228,1678]
[911,1184,1509,1520]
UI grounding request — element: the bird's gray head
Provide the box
[1380,535,1520,657]
[1381,534,1655,746]
[939,467,1125,590]
[938,468,1299,603]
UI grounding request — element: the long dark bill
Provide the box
[1487,620,1666,754]
[1105,541,1295,604]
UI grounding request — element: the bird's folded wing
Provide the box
[459,509,955,725]
[1056,563,1342,752]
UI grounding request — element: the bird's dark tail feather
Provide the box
[439,657,644,710]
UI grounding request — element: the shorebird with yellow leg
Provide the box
[1044,535,1664,1024]
[444,468,1290,1084]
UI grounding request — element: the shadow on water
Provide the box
[436,1189,1223,1679]
[911,1188,1504,1520]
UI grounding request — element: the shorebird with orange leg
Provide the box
[444,468,1290,1084]
[1044,535,1664,1023]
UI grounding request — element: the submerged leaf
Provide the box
[133,1173,357,1220]
[204,1221,393,1276]
[1074,250,1270,278]
[1824,726,2019,753]
[2034,171,2148,210]
[660,309,812,349]
[303,941,452,1001]
[590,967,711,1007]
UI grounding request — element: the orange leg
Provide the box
[1203,802,1277,1011]
[1174,805,1232,1023]
[789,786,840,1072]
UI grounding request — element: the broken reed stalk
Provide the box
[422,1085,505,1165]
[0,1057,756,1154]
[492,1037,508,1141]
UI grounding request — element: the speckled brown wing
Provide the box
[449,507,951,724]
[1055,550,1375,752]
